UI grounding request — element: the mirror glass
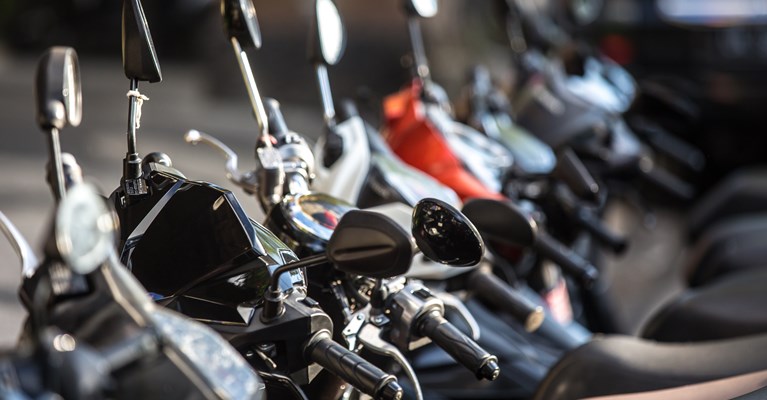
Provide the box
[36,47,82,130]
[411,0,438,18]
[461,199,537,246]
[412,198,483,266]
[328,210,412,278]
[316,0,345,65]
[55,183,118,274]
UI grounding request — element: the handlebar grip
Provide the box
[555,147,600,202]
[629,117,704,172]
[533,232,599,288]
[573,207,628,254]
[306,336,403,400]
[418,310,500,381]
[638,162,695,201]
[467,268,545,332]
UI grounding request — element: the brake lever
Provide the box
[184,129,259,193]
[0,211,39,278]
[358,322,424,400]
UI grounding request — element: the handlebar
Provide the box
[417,310,500,381]
[573,207,628,254]
[637,158,695,201]
[467,268,545,332]
[555,147,600,202]
[533,232,599,288]
[306,333,403,400]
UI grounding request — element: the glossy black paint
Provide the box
[112,165,299,326]
[412,198,484,266]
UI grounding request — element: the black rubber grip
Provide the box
[307,336,402,400]
[630,116,704,172]
[467,268,545,332]
[638,163,695,201]
[533,232,599,288]
[556,147,600,202]
[418,310,500,381]
[573,207,628,254]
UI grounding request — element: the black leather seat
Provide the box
[684,214,767,287]
[533,333,767,400]
[641,268,767,342]
[687,167,767,242]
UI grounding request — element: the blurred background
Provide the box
[0,0,766,344]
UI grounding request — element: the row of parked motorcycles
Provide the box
[3,0,767,398]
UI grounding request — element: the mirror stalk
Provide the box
[46,128,67,202]
[314,63,336,126]
[261,254,329,322]
[123,78,146,197]
[230,37,271,148]
[407,17,431,84]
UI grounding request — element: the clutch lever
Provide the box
[184,129,259,194]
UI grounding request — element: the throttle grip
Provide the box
[467,268,545,332]
[533,233,599,288]
[417,310,500,381]
[306,334,403,400]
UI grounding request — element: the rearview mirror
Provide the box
[35,47,82,130]
[327,210,412,278]
[412,198,483,266]
[461,199,537,246]
[221,0,262,49]
[309,0,346,65]
[406,0,439,18]
[122,0,162,82]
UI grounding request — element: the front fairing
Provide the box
[565,56,636,114]
[313,116,371,205]
[425,104,513,193]
[112,167,300,326]
[482,113,557,176]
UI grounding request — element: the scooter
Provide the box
[106,1,409,398]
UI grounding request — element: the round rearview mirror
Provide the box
[412,198,483,267]
[55,183,118,275]
[327,210,412,279]
[36,47,82,130]
[315,0,345,65]
[461,199,537,246]
[221,0,262,49]
[408,0,438,18]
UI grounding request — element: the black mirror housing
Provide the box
[461,199,537,246]
[412,198,484,267]
[122,0,162,82]
[36,47,82,130]
[328,210,412,279]
[405,0,439,18]
[221,0,262,49]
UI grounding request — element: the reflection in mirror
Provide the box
[461,199,537,246]
[328,210,412,278]
[412,198,483,266]
[316,0,345,65]
[409,0,439,18]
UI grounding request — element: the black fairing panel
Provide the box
[533,334,767,400]
[114,169,296,323]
